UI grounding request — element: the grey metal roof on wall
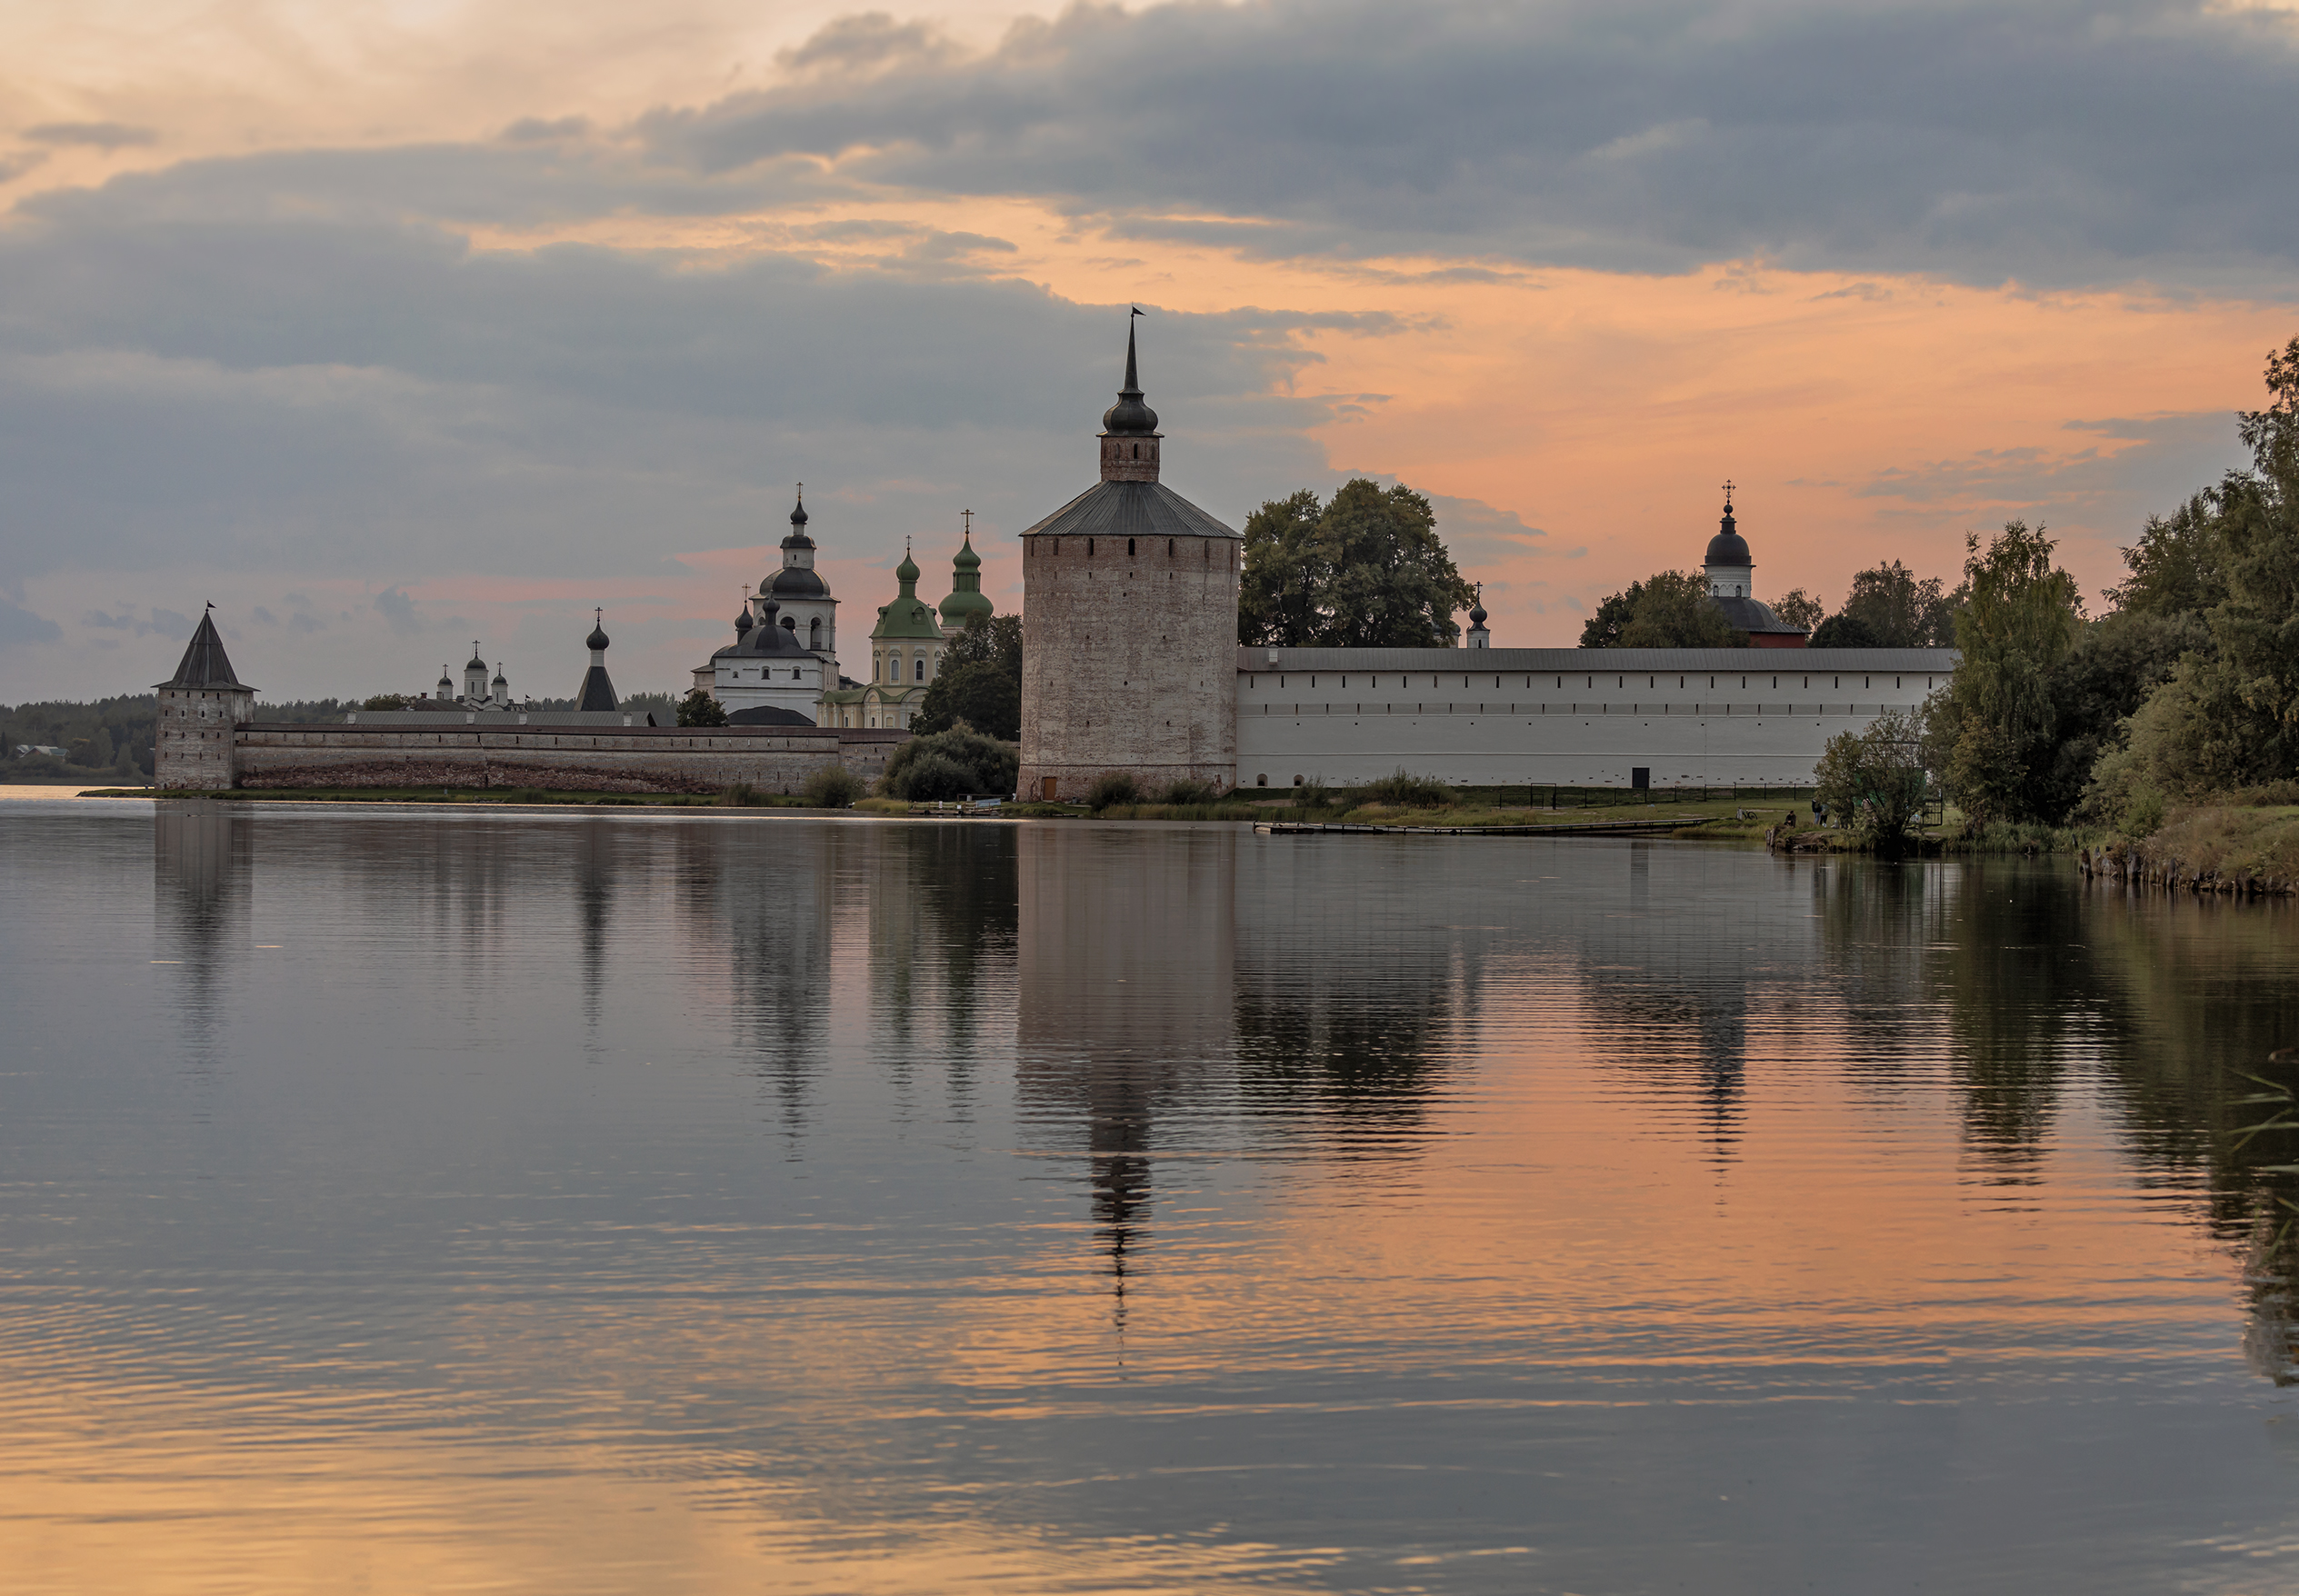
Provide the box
[1018,480,1240,541]
[334,710,661,726]
[1239,646,1960,672]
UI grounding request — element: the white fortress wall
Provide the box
[1234,646,1957,789]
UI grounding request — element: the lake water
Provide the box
[5,800,2299,1594]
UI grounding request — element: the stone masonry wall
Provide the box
[230,725,906,793]
[1018,530,1240,802]
[156,686,254,790]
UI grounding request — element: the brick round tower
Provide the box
[1017,320,1242,803]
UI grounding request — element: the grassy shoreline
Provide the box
[69,783,2293,893]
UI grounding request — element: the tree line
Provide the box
[1579,561,1964,648]
[1927,338,2299,830]
[1815,336,2299,839]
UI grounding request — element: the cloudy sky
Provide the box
[2,0,2295,701]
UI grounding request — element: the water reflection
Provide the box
[1017,826,1236,1311]
[154,803,252,1050]
[54,806,2299,1590]
[1231,835,1468,1162]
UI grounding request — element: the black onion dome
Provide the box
[1469,585,1487,626]
[1100,319,1160,434]
[1704,499,1752,568]
[1102,391,1159,434]
[769,564,829,597]
[585,616,610,650]
[783,493,813,547]
[735,606,754,635]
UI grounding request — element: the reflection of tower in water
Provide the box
[154,803,253,1059]
[675,820,842,1149]
[1016,828,1236,1316]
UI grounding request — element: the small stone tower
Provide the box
[1017,318,1243,802]
[155,609,256,790]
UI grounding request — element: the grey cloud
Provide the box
[0,599,63,644]
[1855,409,2247,589]
[373,588,421,634]
[0,152,1331,698]
[643,0,2299,287]
[776,11,959,77]
[79,604,191,637]
[500,116,593,144]
[25,122,156,150]
[1856,413,2243,506]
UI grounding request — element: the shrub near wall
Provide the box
[879,723,1020,802]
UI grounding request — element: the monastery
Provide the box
[153,324,1951,793]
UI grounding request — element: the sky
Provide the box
[2,0,2296,702]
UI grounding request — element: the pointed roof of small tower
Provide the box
[155,609,253,691]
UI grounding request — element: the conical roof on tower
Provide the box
[155,609,254,691]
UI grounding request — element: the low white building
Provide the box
[1234,646,1954,789]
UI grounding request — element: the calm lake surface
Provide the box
[5,801,2299,1593]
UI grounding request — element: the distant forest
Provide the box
[1,690,684,783]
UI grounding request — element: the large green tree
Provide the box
[1576,580,1645,647]
[1581,571,1746,647]
[1838,560,1964,647]
[914,613,1024,741]
[1238,480,1476,648]
[1620,571,1748,647]
[1925,522,2084,823]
